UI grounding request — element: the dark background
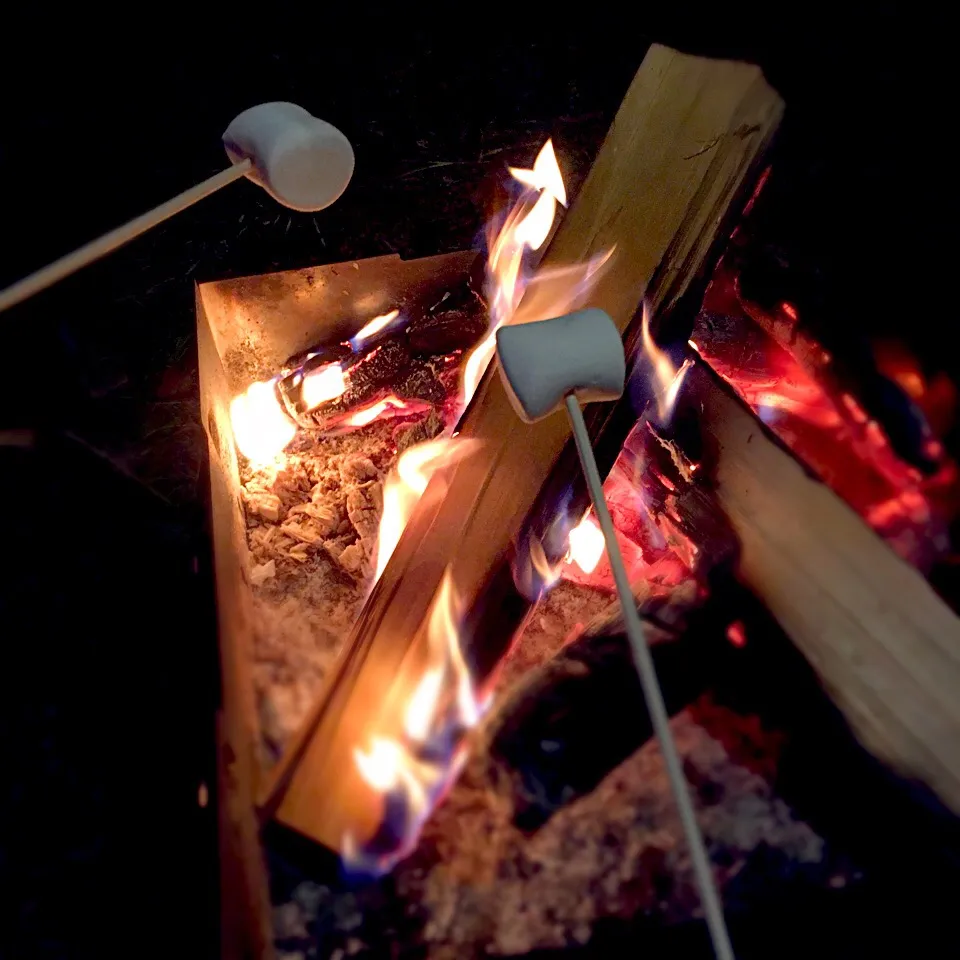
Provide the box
[0,7,952,957]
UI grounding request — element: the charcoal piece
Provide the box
[307,341,413,429]
[393,409,444,452]
[617,415,738,578]
[406,305,488,355]
[394,361,447,405]
[283,341,352,375]
[279,345,355,422]
[342,340,412,403]
[480,579,719,814]
[489,608,721,831]
[735,250,941,474]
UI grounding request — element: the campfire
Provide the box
[198,44,960,959]
[225,136,626,872]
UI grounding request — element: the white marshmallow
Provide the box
[496,308,625,422]
[223,102,354,212]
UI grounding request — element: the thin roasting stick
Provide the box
[1,100,355,315]
[0,163,252,313]
[565,392,734,960]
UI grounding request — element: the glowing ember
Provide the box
[350,309,402,350]
[726,621,747,648]
[374,439,479,580]
[695,254,955,570]
[229,378,296,464]
[641,303,693,423]
[300,362,347,411]
[567,515,605,573]
[345,395,409,428]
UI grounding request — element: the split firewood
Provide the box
[265,44,785,851]
[677,362,960,813]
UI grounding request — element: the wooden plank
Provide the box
[687,364,960,813]
[264,44,785,850]
[197,286,274,960]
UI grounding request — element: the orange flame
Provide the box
[229,379,297,465]
[460,140,564,408]
[641,304,693,422]
[349,568,483,869]
[404,667,445,742]
[345,139,621,870]
[508,139,567,204]
[353,737,406,792]
[345,395,409,428]
[300,362,347,411]
[567,515,605,573]
[350,309,402,350]
[461,139,613,410]
[526,535,562,594]
[425,568,480,728]
[373,438,479,580]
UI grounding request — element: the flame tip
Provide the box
[568,515,605,573]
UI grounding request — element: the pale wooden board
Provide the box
[690,365,960,812]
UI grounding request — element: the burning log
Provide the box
[264,45,784,853]
[242,284,486,443]
[677,363,960,814]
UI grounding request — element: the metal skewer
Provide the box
[497,307,734,960]
[564,391,733,960]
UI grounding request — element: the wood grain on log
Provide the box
[684,364,960,814]
[264,45,785,850]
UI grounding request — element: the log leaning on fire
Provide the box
[681,363,960,813]
[262,44,785,852]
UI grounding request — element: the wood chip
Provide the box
[250,560,276,586]
[345,484,381,542]
[338,455,378,484]
[287,501,339,535]
[249,492,282,523]
[280,521,323,544]
[338,542,366,574]
[289,543,311,562]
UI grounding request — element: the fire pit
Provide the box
[198,44,960,959]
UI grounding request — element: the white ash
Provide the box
[240,416,442,767]
[265,566,848,958]
[406,706,828,958]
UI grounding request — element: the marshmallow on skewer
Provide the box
[223,102,354,212]
[0,102,355,313]
[495,308,735,960]
[495,308,626,421]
